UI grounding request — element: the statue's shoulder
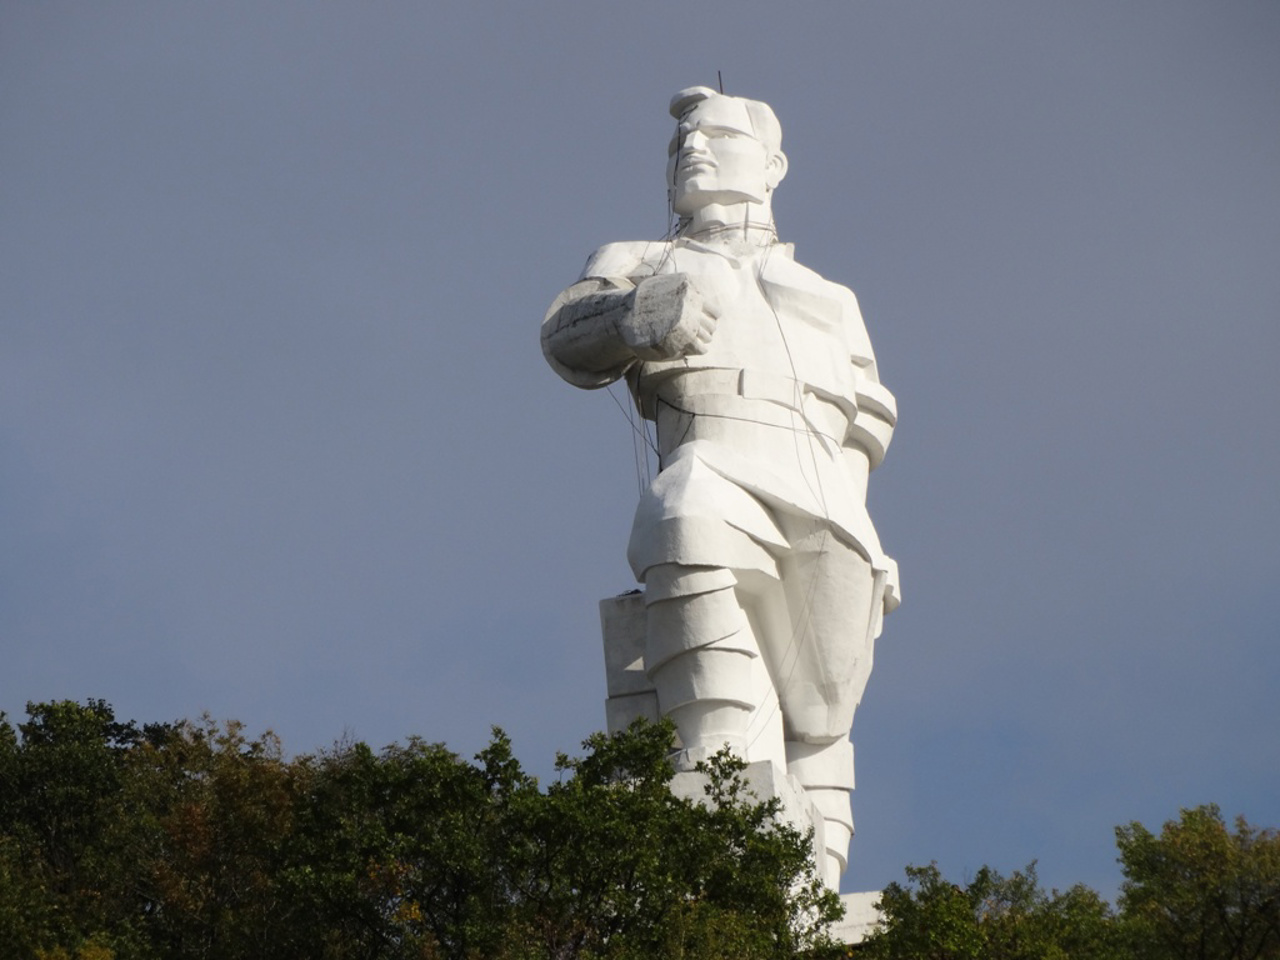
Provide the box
[580,241,673,282]
[768,246,859,305]
[763,246,864,319]
[764,247,877,363]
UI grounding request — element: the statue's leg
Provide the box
[770,523,885,884]
[774,526,879,741]
[642,563,762,771]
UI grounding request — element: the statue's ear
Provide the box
[767,150,789,191]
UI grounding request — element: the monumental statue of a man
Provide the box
[542,86,898,885]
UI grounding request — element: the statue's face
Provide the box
[669,97,781,216]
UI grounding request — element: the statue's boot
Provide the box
[643,563,760,770]
[787,738,856,888]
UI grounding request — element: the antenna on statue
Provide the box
[717,70,724,94]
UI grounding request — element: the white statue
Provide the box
[542,86,899,886]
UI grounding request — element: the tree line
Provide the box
[0,700,837,959]
[861,802,1280,960]
[1,700,1276,959]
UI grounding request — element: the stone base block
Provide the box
[831,890,882,945]
[600,592,652,715]
[604,690,660,732]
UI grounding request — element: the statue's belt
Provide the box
[644,368,854,445]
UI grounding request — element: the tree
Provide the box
[0,700,162,959]
[0,703,840,960]
[860,861,1122,960]
[127,717,307,959]
[280,731,527,959]
[494,719,842,959]
[1116,804,1280,960]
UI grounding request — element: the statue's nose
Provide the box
[682,132,712,162]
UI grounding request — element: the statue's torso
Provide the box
[586,239,875,416]
[583,238,894,574]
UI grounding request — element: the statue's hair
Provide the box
[668,86,783,156]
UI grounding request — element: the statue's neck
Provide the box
[679,199,777,245]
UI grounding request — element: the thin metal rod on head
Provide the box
[717,70,724,94]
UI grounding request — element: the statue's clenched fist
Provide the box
[621,273,720,360]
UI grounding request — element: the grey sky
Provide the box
[3,2,1277,898]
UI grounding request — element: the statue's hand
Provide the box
[620,273,720,360]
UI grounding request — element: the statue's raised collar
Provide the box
[675,234,796,264]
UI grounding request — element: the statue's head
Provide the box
[667,86,788,218]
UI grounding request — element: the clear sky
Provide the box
[3,2,1277,899]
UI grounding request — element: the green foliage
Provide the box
[861,805,1280,960]
[0,703,837,960]
[1115,804,1280,960]
[0,700,158,959]
[860,861,1123,960]
[10,700,1276,960]
[500,720,842,959]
